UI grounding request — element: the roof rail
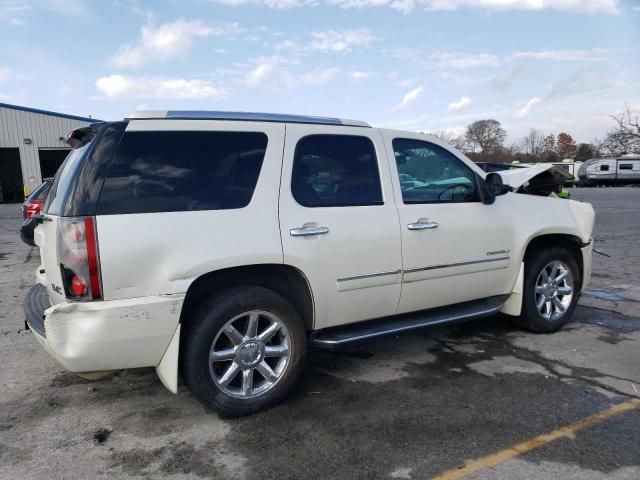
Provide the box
[126,110,370,127]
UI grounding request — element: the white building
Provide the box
[0,102,100,203]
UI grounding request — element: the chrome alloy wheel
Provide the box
[534,261,574,321]
[209,310,291,399]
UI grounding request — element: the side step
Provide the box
[310,295,508,350]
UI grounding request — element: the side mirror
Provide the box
[482,173,510,205]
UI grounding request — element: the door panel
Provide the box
[382,132,516,314]
[279,125,402,330]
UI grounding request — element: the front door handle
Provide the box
[290,226,330,237]
[408,221,439,231]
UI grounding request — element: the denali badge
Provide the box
[486,249,510,256]
[51,283,63,294]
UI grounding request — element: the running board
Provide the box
[310,295,508,350]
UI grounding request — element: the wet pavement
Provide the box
[1,188,639,480]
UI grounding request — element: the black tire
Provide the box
[515,246,580,333]
[181,286,307,417]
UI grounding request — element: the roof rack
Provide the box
[126,110,370,128]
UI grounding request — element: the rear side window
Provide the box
[619,163,633,170]
[97,131,268,214]
[291,134,383,207]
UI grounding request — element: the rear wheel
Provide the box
[182,286,307,417]
[516,246,580,333]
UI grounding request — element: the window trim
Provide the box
[392,137,482,205]
[291,133,384,208]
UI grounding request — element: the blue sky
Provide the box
[0,0,639,143]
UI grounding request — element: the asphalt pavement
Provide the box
[1,187,638,480]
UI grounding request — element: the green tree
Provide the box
[574,143,595,162]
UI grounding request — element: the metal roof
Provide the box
[0,102,101,123]
[126,110,371,127]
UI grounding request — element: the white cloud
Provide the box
[0,66,10,83]
[211,0,619,13]
[95,74,226,100]
[514,97,542,118]
[308,29,375,52]
[347,71,372,80]
[298,67,341,86]
[212,0,315,7]
[277,29,375,53]
[0,0,31,25]
[110,19,243,68]
[392,85,423,112]
[508,49,609,62]
[448,96,471,112]
[431,52,500,69]
[244,57,280,87]
[633,5,640,11]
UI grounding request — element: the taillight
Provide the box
[25,200,43,219]
[57,217,102,301]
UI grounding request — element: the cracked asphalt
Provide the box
[1,187,639,480]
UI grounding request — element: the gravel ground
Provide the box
[1,187,639,480]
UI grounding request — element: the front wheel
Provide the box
[182,286,307,417]
[516,246,580,333]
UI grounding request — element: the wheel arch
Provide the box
[522,233,585,284]
[179,264,315,337]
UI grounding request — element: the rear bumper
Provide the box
[24,286,184,373]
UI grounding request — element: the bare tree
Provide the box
[424,130,469,152]
[517,128,546,159]
[602,106,640,155]
[464,120,506,159]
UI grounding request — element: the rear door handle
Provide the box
[408,221,439,231]
[290,226,330,237]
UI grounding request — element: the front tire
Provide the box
[516,246,580,333]
[182,286,307,417]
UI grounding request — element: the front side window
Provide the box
[393,138,478,204]
[600,164,610,171]
[291,134,383,207]
[97,131,268,214]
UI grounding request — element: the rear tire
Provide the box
[182,286,307,417]
[515,246,580,333]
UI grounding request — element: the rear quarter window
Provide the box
[97,131,268,215]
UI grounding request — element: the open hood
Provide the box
[497,164,573,195]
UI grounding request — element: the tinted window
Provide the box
[291,135,382,207]
[393,138,478,204]
[600,164,609,171]
[619,163,633,170]
[98,131,268,214]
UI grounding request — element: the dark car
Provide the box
[20,178,52,246]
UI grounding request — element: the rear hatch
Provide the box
[36,122,127,306]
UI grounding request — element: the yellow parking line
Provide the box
[429,397,640,480]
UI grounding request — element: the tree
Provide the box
[464,119,506,160]
[600,107,640,155]
[543,134,556,155]
[425,130,470,152]
[556,132,577,159]
[574,143,595,162]
[518,128,546,161]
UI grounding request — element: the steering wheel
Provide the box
[437,184,473,201]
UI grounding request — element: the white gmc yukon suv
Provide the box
[24,111,595,416]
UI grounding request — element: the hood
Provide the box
[497,164,573,191]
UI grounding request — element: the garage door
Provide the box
[0,148,23,203]
[39,149,70,179]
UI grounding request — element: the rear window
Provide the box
[97,131,268,215]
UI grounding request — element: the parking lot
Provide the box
[1,187,639,480]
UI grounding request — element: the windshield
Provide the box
[42,141,93,216]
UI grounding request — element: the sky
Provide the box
[0,0,639,144]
